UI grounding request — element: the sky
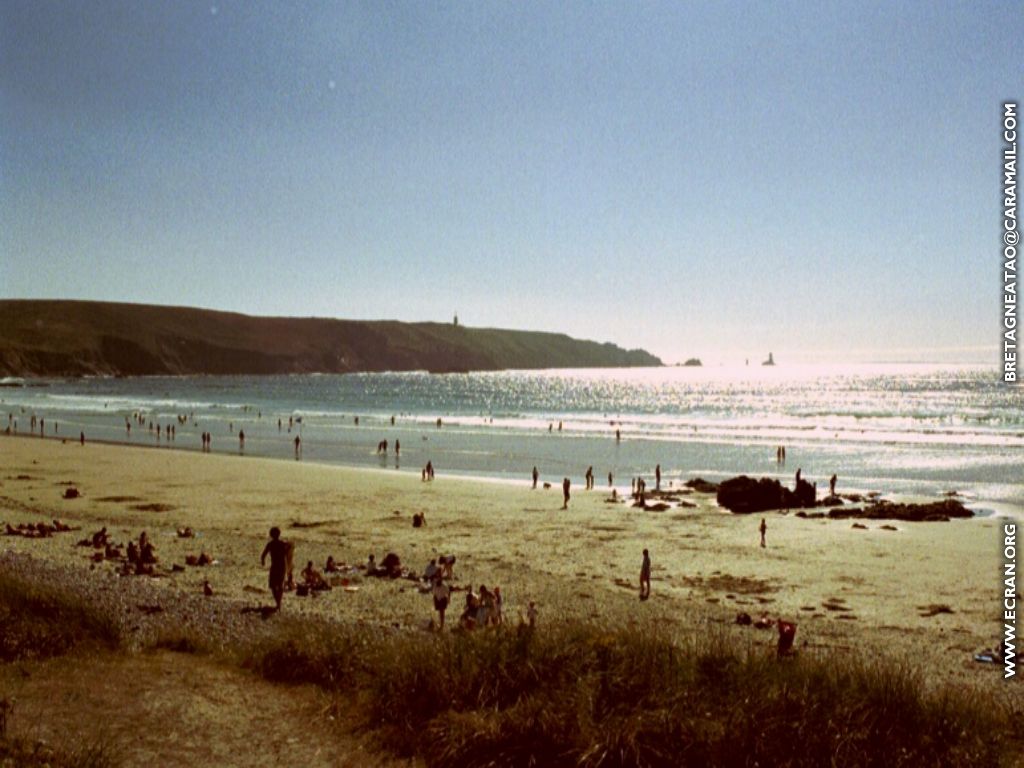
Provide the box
[1,1,1019,365]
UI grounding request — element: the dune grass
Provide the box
[252,620,1017,767]
[0,735,120,768]
[0,575,120,662]
[1,568,1015,766]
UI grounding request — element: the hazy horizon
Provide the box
[2,2,1019,366]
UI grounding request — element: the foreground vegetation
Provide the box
[0,577,119,662]
[1,573,1019,767]
[255,621,1019,767]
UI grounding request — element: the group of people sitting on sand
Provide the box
[456,584,504,630]
[125,531,159,575]
[5,519,73,538]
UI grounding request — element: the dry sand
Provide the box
[0,434,1012,690]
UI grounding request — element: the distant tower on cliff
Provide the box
[453,312,459,327]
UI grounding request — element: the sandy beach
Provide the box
[0,434,1009,691]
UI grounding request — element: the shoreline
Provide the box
[1,430,1013,518]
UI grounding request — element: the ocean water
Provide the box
[2,364,1022,513]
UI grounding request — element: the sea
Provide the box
[2,364,1022,515]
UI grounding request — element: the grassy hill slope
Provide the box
[0,300,661,376]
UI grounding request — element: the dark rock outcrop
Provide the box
[716,476,816,514]
[827,499,971,522]
[685,478,719,494]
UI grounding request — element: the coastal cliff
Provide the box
[0,300,662,377]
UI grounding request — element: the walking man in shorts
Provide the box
[261,526,289,611]
[432,574,451,629]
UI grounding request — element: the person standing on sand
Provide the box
[432,574,450,629]
[532,466,539,489]
[640,549,651,599]
[261,527,289,612]
[585,466,594,490]
[79,431,85,445]
[760,518,767,548]
[562,477,570,509]
[829,474,837,496]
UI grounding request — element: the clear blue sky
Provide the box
[1,2,1018,364]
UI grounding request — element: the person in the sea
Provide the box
[532,466,539,489]
[608,471,613,487]
[760,518,767,548]
[795,467,802,487]
[562,477,571,509]
[655,464,661,490]
[294,435,301,459]
[238,430,245,452]
[261,527,290,611]
[395,439,400,457]
[829,474,837,496]
[640,548,651,599]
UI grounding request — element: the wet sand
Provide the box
[0,434,1009,689]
